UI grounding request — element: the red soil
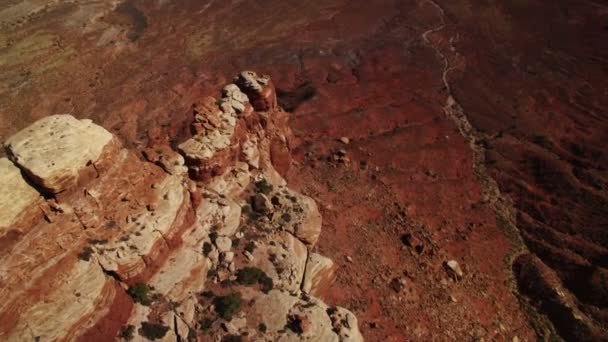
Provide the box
[1,0,606,340]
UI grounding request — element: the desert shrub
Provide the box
[287,315,304,334]
[127,283,152,305]
[105,220,118,229]
[140,322,169,340]
[236,267,273,293]
[119,324,135,340]
[213,292,242,320]
[258,323,267,333]
[201,290,215,298]
[244,241,256,254]
[241,204,252,216]
[255,179,273,194]
[209,231,218,243]
[87,238,108,245]
[236,267,265,285]
[200,317,214,331]
[202,242,213,256]
[222,335,243,342]
[77,246,94,261]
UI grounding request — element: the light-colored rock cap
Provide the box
[4,114,113,193]
[0,158,40,230]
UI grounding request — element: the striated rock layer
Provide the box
[0,72,362,342]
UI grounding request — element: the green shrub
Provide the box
[255,179,273,194]
[213,292,242,320]
[209,231,218,243]
[87,238,108,245]
[140,322,169,340]
[105,220,118,229]
[200,317,214,331]
[236,267,273,293]
[77,246,94,261]
[119,324,135,340]
[241,204,252,216]
[222,335,243,342]
[202,242,213,256]
[127,283,152,306]
[258,323,267,333]
[201,290,215,298]
[236,267,265,285]
[244,241,256,253]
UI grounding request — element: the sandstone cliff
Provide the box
[0,72,362,342]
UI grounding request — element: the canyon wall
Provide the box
[0,72,362,342]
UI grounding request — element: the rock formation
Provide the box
[0,72,362,342]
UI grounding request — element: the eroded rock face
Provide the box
[4,114,115,193]
[0,158,39,231]
[302,253,335,296]
[0,72,362,342]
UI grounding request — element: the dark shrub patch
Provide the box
[255,179,273,194]
[213,292,242,320]
[87,238,108,245]
[105,220,118,229]
[258,323,267,333]
[202,242,213,256]
[244,241,256,253]
[140,322,169,340]
[222,335,242,342]
[200,317,214,331]
[127,283,152,305]
[77,246,94,261]
[236,267,273,293]
[201,290,215,298]
[119,324,135,340]
[209,231,218,243]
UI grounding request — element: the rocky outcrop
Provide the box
[0,71,362,342]
[302,253,336,296]
[4,114,115,193]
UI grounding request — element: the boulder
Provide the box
[249,231,308,292]
[302,253,335,296]
[4,114,114,193]
[252,289,299,333]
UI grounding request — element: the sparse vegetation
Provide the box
[236,267,273,293]
[255,179,273,194]
[241,204,252,216]
[244,241,256,253]
[77,246,94,261]
[209,231,218,243]
[127,283,152,305]
[140,322,169,340]
[105,220,118,229]
[202,242,213,256]
[258,323,267,333]
[213,292,242,320]
[87,238,108,245]
[287,314,304,334]
[201,290,215,298]
[222,335,243,342]
[200,317,214,331]
[119,324,135,340]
